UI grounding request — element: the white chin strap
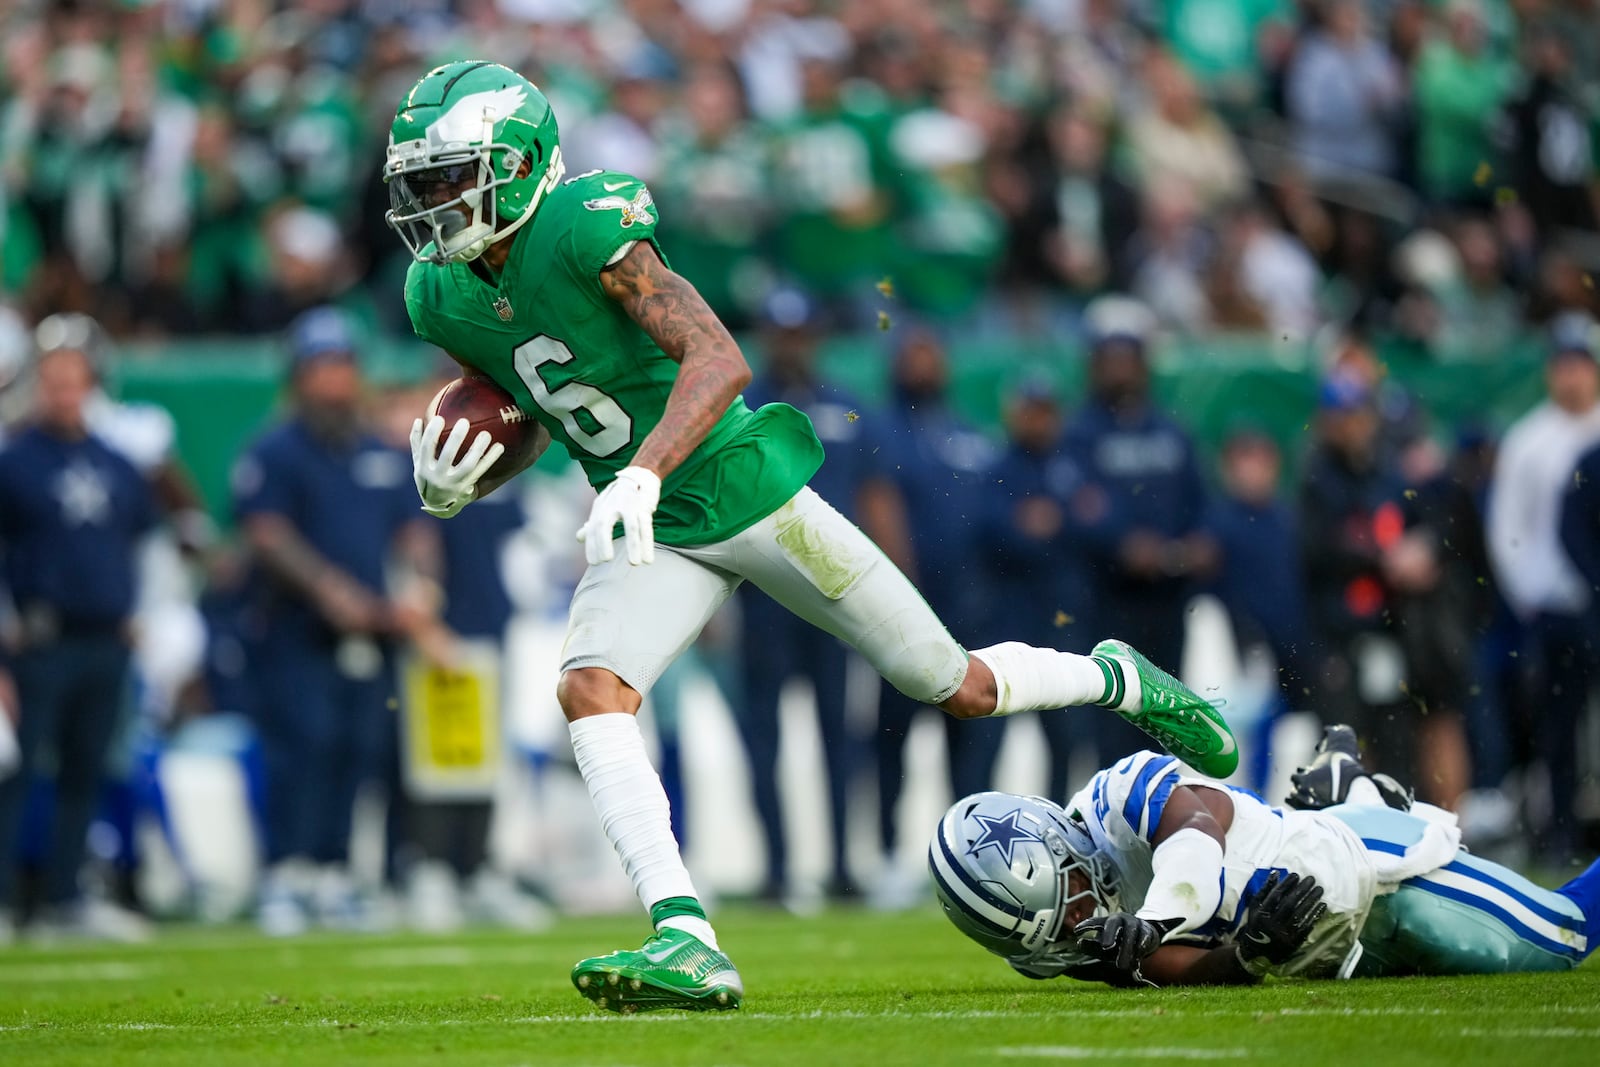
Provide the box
[432,144,569,265]
[437,155,497,262]
[440,221,496,262]
[436,144,565,264]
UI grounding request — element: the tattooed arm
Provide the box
[599,241,752,480]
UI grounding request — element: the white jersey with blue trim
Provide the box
[1064,751,1381,978]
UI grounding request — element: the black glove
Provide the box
[1073,913,1166,974]
[1236,871,1327,966]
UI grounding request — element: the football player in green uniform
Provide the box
[384,61,1238,1014]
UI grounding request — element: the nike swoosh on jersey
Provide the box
[602,180,629,191]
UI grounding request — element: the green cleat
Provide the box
[1092,638,1238,778]
[571,927,743,1014]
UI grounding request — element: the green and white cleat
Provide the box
[571,927,743,1014]
[1092,638,1238,778]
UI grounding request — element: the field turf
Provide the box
[1,907,1595,1066]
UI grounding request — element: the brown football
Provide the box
[425,375,543,484]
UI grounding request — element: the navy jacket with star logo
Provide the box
[0,425,155,626]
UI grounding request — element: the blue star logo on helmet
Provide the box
[966,808,1044,867]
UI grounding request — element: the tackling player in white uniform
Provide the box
[931,730,1598,985]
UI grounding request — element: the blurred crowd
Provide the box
[0,0,1597,348]
[0,0,1599,942]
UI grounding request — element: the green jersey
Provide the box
[404,169,823,547]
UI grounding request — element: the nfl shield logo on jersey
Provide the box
[492,295,514,321]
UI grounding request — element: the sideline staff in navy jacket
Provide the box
[874,329,1005,862]
[0,337,154,930]
[981,374,1111,800]
[233,307,439,933]
[1065,327,1216,761]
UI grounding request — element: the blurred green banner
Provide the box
[106,335,1541,529]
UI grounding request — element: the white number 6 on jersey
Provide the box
[513,335,633,457]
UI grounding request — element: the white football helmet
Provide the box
[929,791,1120,970]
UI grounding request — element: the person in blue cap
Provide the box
[231,306,444,935]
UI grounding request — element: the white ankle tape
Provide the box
[971,642,1105,716]
[569,713,700,911]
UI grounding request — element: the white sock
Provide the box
[658,915,719,948]
[569,713,716,946]
[970,642,1141,716]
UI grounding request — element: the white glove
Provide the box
[576,466,661,565]
[409,414,505,519]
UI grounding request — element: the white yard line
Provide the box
[2,1003,1596,1034]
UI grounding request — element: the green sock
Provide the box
[649,896,707,926]
[650,896,720,951]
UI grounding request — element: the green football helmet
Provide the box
[384,61,565,264]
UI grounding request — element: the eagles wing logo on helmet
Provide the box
[425,86,528,148]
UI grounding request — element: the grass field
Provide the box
[1,907,1596,1067]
